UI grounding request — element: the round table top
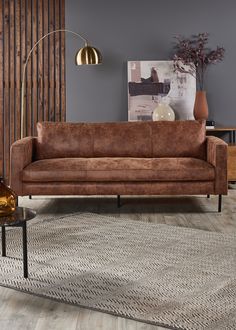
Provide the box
[0,207,37,226]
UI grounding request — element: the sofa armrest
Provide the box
[10,137,36,196]
[207,136,228,195]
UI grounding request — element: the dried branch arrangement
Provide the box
[173,33,225,90]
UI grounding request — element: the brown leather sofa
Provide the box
[10,120,228,211]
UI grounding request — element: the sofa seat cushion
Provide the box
[22,157,215,182]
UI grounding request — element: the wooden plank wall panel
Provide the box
[26,0,32,136]
[60,0,66,122]
[0,0,66,181]
[20,0,26,137]
[0,0,3,174]
[32,0,37,135]
[3,0,10,181]
[55,1,60,122]
[49,0,55,122]
[15,1,21,140]
[43,0,49,122]
[38,0,43,124]
[43,0,49,120]
[9,0,15,147]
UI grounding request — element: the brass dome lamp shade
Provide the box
[76,44,102,65]
[21,29,102,139]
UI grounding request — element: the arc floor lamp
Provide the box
[20,29,102,139]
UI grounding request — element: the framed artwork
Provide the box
[127,60,196,121]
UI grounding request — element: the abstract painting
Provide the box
[128,61,196,121]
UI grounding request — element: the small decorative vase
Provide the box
[193,91,208,120]
[152,103,175,121]
[0,178,17,216]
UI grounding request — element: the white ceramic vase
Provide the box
[152,103,175,121]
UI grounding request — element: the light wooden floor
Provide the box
[0,192,236,330]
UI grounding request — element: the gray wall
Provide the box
[65,0,236,126]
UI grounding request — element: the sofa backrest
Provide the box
[35,120,206,160]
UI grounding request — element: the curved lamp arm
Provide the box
[21,29,89,139]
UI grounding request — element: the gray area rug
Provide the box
[0,212,235,330]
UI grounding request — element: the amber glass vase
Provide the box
[0,178,17,216]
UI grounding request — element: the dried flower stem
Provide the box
[172,33,225,91]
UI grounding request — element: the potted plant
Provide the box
[173,33,225,120]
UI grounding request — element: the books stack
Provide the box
[206,120,215,129]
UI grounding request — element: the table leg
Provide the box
[22,222,28,278]
[2,227,6,257]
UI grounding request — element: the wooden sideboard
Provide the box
[206,127,236,182]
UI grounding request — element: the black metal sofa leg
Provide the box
[117,195,121,208]
[218,195,222,213]
[207,194,210,198]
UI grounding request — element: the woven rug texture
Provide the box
[0,212,235,330]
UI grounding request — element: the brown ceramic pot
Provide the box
[193,91,208,120]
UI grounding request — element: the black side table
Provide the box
[0,207,36,278]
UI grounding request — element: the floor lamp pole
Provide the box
[20,29,102,139]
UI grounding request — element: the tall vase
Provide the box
[193,91,208,120]
[0,178,17,216]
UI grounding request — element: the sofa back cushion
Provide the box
[36,122,94,159]
[35,121,152,159]
[35,120,206,160]
[92,122,152,157]
[150,120,206,159]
